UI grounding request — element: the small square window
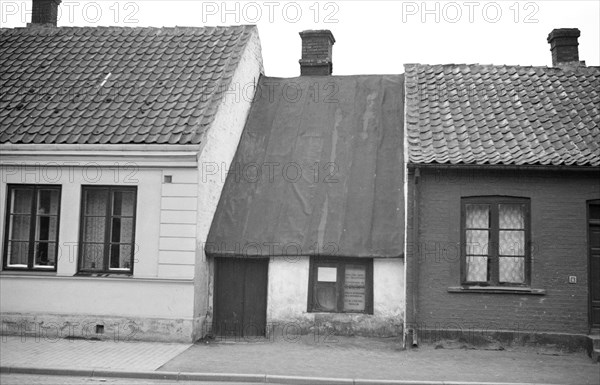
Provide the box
[308,257,373,314]
[163,175,173,184]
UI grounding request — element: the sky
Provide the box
[1,0,599,76]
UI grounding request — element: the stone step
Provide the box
[589,335,600,349]
[587,334,600,361]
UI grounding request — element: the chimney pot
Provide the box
[299,30,335,76]
[30,0,62,27]
[547,28,582,67]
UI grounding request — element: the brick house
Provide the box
[206,30,405,338]
[0,0,263,342]
[404,28,600,352]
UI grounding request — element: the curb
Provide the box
[0,366,563,385]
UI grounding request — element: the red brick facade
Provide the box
[406,167,600,345]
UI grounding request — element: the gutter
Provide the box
[0,144,202,152]
[406,162,600,172]
[0,144,201,168]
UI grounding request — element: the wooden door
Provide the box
[213,258,268,337]
[589,200,600,331]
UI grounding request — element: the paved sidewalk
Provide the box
[1,335,599,384]
[159,336,599,384]
[0,336,190,371]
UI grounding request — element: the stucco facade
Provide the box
[264,257,405,337]
[0,156,198,341]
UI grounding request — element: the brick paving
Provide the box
[0,336,190,371]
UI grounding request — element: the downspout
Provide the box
[403,163,421,349]
[402,167,409,348]
[411,166,420,347]
[401,72,410,349]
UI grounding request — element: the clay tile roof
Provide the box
[0,25,257,145]
[405,64,600,166]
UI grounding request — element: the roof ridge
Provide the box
[405,62,600,74]
[0,24,255,35]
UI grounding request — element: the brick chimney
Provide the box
[29,0,61,27]
[547,28,583,67]
[299,30,335,76]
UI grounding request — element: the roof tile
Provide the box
[405,64,600,166]
[1,25,256,145]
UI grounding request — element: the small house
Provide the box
[0,0,263,342]
[206,31,405,338]
[404,28,600,351]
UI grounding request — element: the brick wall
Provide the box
[299,30,333,76]
[408,168,599,339]
[547,28,580,66]
[301,35,333,60]
[552,45,580,66]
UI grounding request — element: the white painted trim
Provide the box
[0,273,194,284]
[0,149,198,168]
[0,144,201,151]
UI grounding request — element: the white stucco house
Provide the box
[0,1,263,342]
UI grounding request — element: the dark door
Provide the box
[214,258,268,337]
[589,200,600,331]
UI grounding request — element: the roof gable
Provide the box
[405,64,600,166]
[0,25,256,144]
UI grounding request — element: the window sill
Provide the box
[75,273,133,278]
[308,311,374,315]
[0,270,56,276]
[447,286,545,295]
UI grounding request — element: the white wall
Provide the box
[268,257,311,321]
[267,257,405,335]
[194,26,264,337]
[0,163,197,280]
[373,258,405,318]
[0,275,193,319]
[0,161,198,340]
[158,168,198,279]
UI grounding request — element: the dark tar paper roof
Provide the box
[207,75,405,258]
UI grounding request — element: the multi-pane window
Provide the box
[308,257,373,314]
[3,185,61,270]
[79,186,137,274]
[462,197,530,286]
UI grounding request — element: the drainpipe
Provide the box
[411,166,420,347]
[404,165,421,348]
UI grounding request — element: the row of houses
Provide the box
[1,0,598,354]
